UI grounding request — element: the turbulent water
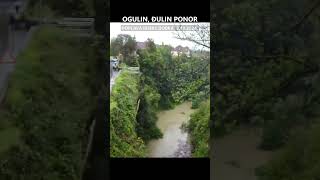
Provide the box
[147,102,195,157]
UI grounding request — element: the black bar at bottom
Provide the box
[111,158,210,179]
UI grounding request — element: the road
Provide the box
[110,67,120,91]
[0,0,30,103]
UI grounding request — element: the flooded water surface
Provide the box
[212,127,277,180]
[147,102,195,157]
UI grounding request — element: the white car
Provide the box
[110,59,119,70]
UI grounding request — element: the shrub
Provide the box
[0,26,98,179]
[110,70,146,157]
[188,100,210,157]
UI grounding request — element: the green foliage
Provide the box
[138,41,210,108]
[0,128,20,154]
[25,1,56,18]
[256,123,320,180]
[171,55,210,107]
[214,1,320,179]
[0,26,98,179]
[136,40,210,156]
[110,71,146,157]
[260,95,306,150]
[112,35,210,156]
[136,84,163,142]
[110,34,137,66]
[187,100,210,157]
[27,0,94,17]
[138,44,175,109]
[214,0,320,149]
[191,90,208,109]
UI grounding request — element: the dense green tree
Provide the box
[213,0,320,147]
[172,55,210,108]
[110,34,137,66]
[213,0,320,178]
[137,43,175,109]
[136,82,163,142]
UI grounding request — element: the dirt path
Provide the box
[110,69,120,91]
[211,126,276,180]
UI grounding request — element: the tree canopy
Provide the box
[213,0,320,178]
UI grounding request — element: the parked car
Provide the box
[110,58,120,70]
[8,1,32,30]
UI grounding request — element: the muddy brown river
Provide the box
[147,102,195,157]
[212,126,277,180]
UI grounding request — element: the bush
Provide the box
[0,111,10,130]
[260,120,287,150]
[191,91,207,109]
[136,84,163,142]
[260,95,305,150]
[188,100,210,157]
[110,70,146,157]
[257,123,320,180]
[0,26,98,179]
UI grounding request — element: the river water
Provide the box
[147,102,195,157]
[212,126,277,180]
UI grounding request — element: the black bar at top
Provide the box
[110,0,210,22]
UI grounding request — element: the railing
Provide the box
[125,66,140,74]
[55,18,95,37]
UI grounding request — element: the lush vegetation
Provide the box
[171,54,210,109]
[110,70,146,157]
[136,81,163,142]
[0,26,99,179]
[137,39,210,109]
[256,123,320,179]
[110,34,137,66]
[137,40,210,157]
[137,41,176,109]
[26,0,95,17]
[214,0,320,143]
[213,0,320,178]
[187,100,210,157]
[110,33,210,157]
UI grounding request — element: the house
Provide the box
[135,42,191,57]
[171,45,191,57]
[136,41,147,50]
[133,41,148,56]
